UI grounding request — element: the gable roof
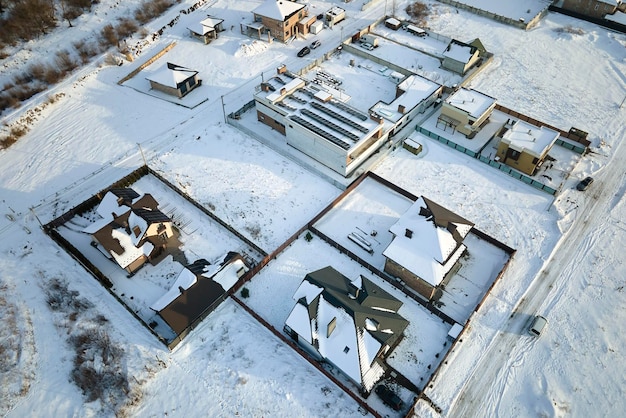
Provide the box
[253,0,305,21]
[383,196,473,287]
[442,39,478,64]
[285,266,408,391]
[146,62,198,89]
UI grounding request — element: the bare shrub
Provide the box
[43,66,63,84]
[135,0,175,25]
[28,62,47,82]
[554,25,585,35]
[55,49,78,74]
[0,126,27,149]
[73,41,100,64]
[116,18,138,38]
[406,2,430,25]
[100,24,119,48]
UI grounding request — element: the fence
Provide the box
[416,126,559,195]
[495,104,591,149]
[436,0,549,30]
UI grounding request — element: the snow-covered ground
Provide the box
[1,0,626,417]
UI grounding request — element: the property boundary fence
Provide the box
[416,126,559,195]
[549,5,626,34]
[495,104,591,149]
[436,0,550,30]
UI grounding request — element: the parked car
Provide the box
[375,385,403,411]
[360,42,374,51]
[576,176,594,191]
[297,46,311,57]
[310,40,321,49]
[529,315,547,337]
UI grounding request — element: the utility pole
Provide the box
[137,143,147,166]
[221,95,227,123]
[620,94,626,109]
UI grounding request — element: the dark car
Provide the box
[375,385,403,411]
[297,46,311,57]
[576,176,594,191]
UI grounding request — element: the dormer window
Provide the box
[132,225,141,237]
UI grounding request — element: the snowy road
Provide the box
[446,119,626,417]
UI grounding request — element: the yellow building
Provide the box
[438,88,496,138]
[495,120,560,176]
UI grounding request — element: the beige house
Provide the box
[250,0,307,42]
[383,196,473,300]
[438,88,496,138]
[88,189,178,275]
[495,119,560,176]
[561,0,623,19]
[146,63,200,98]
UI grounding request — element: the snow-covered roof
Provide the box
[108,228,153,269]
[385,17,401,26]
[127,210,149,247]
[372,74,441,122]
[188,17,223,36]
[150,267,198,311]
[445,88,496,118]
[253,0,304,21]
[285,267,408,391]
[146,63,198,89]
[383,196,473,287]
[501,120,560,157]
[96,189,138,219]
[606,10,626,24]
[442,39,477,64]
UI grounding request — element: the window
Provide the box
[506,148,521,161]
[343,346,350,354]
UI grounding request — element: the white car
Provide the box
[360,42,374,51]
[310,40,321,49]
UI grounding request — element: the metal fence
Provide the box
[416,126,559,195]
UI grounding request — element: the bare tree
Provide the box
[60,0,91,27]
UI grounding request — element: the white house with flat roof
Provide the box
[495,119,560,175]
[371,74,443,137]
[254,66,395,177]
[438,88,497,138]
[441,39,480,75]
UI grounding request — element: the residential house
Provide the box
[325,6,346,27]
[560,0,623,19]
[188,16,225,44]
[146,62,201,98]
[438,88,497,138]
[88,188,178,274]
[383,197,474,300]
[151,253,249,336]
[441,39,481,75]
[250,0,307,42]
[495,119,560,176]
[284,266,409,393]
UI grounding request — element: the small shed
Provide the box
[385,17,402,30]
[310,20,324,34]
[146,62,200,98]
[188,16,224,44]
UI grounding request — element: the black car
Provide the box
[576,176,594,191]
[297,46,311,57]
[375,385,403,411]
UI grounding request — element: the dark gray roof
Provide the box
[304,266,409,348]
[133,207,171,224]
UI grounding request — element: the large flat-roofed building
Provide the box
[495,120,560,176]
[439,88,496,138]
[254,67,441,176]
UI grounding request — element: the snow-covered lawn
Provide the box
[1,0,626,417]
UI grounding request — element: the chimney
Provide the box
[405,228,413,238]
[277,64,287,74]
[398,104,406,114]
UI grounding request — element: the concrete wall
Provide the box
[437,0,550,30]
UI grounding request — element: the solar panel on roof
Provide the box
[290,116,351,150]
[330,101,368,121]
[310,102,369,133]
[301,109,360,142]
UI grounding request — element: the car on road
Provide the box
[297,46,311,57]
[375,385,403,411]
[310,40,321,49]
[360,42,374,51]
[576,176,594,191]
[529,315,547,337]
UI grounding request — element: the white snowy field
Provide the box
[0,0,625,417]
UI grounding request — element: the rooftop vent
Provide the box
[405,228,413,238]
